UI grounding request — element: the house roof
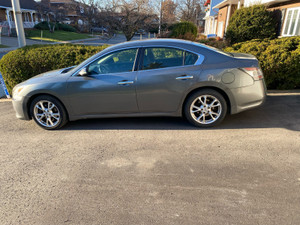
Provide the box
[0,0,37,10]
[213,0,244,9]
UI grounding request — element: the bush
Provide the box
[34,21,77,32]
[226,5,277,44]
[0,44,108,93]
[171,21,197,41]
[198,38,230,49]
[224,36,300,89]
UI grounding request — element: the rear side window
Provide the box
[142,47,184,70]
[142,47,198,70]
[184,51,198,65]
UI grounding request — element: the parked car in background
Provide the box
[135,29,146,35]
[91,26,108,33]
[12,39,266,130]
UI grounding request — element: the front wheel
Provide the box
[30,95,68,130]
[184,89,227,128]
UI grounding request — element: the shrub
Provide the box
[0,44,108,93]
[34,21,77,32]
[226,5,277,44]
[224,36,300,89]
[171,21,197,41]
[57,23,77,32]
[197,38,230,49]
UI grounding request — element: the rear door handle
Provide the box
[118,80,134,85]
[176,75,194,80]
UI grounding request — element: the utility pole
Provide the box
[11,0,26,47]
[158,0,162,35]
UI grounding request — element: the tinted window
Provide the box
[142,47,184,70]
[87,48,137,75]
[184,51,198,65]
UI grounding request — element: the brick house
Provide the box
[213,0,300,38]
[0,0,39,34]
[40,0,88,25]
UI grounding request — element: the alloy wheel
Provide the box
[33,100,61,128]
[190,95,222,124]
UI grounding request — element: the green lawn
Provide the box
[0,44,8,48]
[26,30,92,42]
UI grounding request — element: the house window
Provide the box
[282,7,300,36]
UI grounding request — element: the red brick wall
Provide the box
[0,9,6,22]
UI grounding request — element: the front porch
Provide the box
[0,7,39,36]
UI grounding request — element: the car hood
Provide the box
[20,67,73,86]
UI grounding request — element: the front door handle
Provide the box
[118,80,134,85]
[176,75,194,80]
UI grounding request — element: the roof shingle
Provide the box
[0,0,37,10]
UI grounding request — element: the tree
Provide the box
[161,0,178,26]
[226,5,277,44]
[36,0,56,32]
[98,0,156,41]
[178,0,203,24]
[78,0,101,32]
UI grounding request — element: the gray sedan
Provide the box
[12,39,266,130]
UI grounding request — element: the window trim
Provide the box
[282,7,300,37]
[138,46,204,72]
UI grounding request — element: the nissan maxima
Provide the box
[12,39,266,130]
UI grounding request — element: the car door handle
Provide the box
[176,75,194,80]
[118,80,134,85]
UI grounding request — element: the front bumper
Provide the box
[230,79,266,114]
[12,96,31,120]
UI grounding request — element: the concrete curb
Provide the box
[0,98,11,102]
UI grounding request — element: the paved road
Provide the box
[0,93,300,224]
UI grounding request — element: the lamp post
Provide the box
[11,0,26,47]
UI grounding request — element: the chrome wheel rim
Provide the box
[33,100,60,128]
[190,95,222,124]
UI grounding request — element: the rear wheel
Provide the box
[30,95,68,130]
[184,89,227,127]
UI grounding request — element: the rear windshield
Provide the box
[196,43,233,57]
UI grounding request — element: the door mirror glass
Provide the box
[78,68,88,76]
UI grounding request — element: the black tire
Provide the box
[184,89,227,128]
[30,95,68,130]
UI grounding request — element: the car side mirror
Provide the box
[78,68,88,76]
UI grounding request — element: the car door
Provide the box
[66,48,139,116]
[136,47,200,113]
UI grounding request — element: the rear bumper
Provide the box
[12,96,31,120]
[230,79,266,114]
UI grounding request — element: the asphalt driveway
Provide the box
[0,93,299,225]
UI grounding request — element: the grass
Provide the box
[26,30,92,42]
[0,44,9,48]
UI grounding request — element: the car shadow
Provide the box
[62,95,300,131]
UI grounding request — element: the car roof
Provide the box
[102,38,231,57]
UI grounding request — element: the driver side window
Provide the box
[87,48,138,75]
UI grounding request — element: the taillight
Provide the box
[241,67,263,81]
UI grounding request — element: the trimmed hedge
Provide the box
[0,44,108,94]
[34,21,77,32]
[171,21,197,41]
[224,37,300,89]
[226,5,277,44]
